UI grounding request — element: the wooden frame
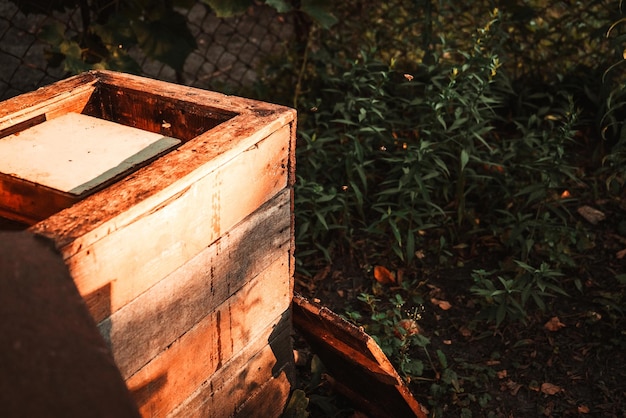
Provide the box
[0,71,297,417]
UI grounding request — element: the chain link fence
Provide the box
[0,1,296,101]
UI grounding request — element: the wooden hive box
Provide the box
[0,70,296,417]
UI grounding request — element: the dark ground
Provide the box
[292,197,626,417]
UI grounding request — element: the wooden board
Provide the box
[0,113,180,196]
[126,254,291,417]
[234,366,293,418]
[0,231,140,418]
[292,294,428,418]
[168,316,294,418]
[100,189,291,378]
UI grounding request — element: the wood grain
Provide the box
[126,254,291,417]
[168,316,293,418]
[101,190,291,378]
[56,124,290,323]
[0,73,97,129]
[0,71,297,417]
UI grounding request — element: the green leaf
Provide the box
[59,40,91,74]
[283,389,309,418]
[460,149,469,171]
[131,11,196,71]
[200,0,251,17]
[496,304,506,326]
[436,349,448,368]
[92,16,136,48]
[265,0,293,13]
[39,21,65,45]
[301,0,338,29]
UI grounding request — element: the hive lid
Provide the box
[0,113,180,196]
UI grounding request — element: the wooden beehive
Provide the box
[0,70,296,417]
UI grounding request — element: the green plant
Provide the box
[14,0,198,74]
[600,2,626,193]
[344,281,501,417]
[345,287,429,381]
[205,0,337,29]
[470,261,568,325]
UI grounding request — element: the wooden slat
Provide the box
[0,73,98,128]
[0,176,75,225]
[46,124,290,323]
[100,189,291,378]
[292,294,428,418]
[93,70,294,117]
[126,254,291,417]
[234,367,293,418]
[0,231,140,418]
[169,316,293,418]
[89,82,235,142]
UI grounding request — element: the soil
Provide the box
[292,199,626,417]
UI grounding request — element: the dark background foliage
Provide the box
[2,1,625,416]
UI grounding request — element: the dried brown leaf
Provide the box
[373,265,395,285]
[577,205,606,225]
[544,316,566,332]
[540,382,562,395]
[313,265,331,282]
[459,326,472,338]
[431,298,452,310]
[577,405,590,414]
[501,379,522,396]
[616,248,626,259]
[395,319,420,337]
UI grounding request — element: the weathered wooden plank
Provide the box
[234,366,293,418]
[89,82,236,142]
[126,254,291,417]
[168,315,293,418]
[0,73,98,129]
[292,294,428,418]
[0,176,75,225]
[100,189,291,378]
[0,231,140,418]
[93,70,295,118]
[49,124,290,323]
